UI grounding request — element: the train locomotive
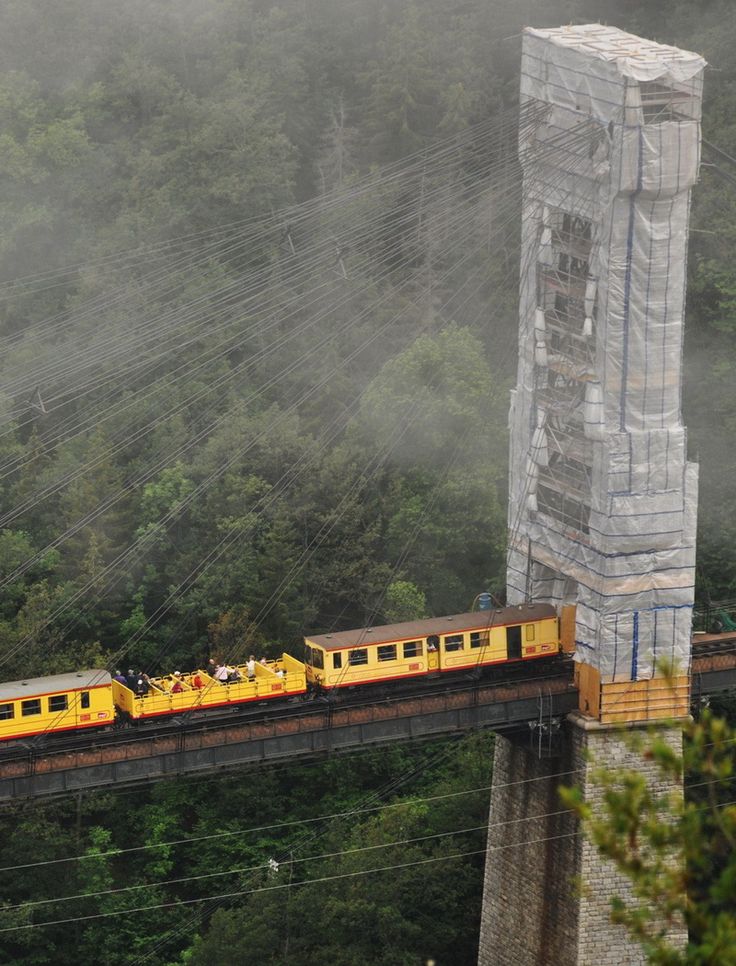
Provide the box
[0,602,569,743]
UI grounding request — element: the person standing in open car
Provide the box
[214,663,229,684]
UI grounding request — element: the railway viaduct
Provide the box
[0,639,733,804]
[478,25,707,966]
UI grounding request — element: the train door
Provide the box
[506,625,522,660]
[427,635,440,671]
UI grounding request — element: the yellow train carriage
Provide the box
[0,670,114,741]
[303,603,560,689]
[434,603,559,672]
[112,654,306,720]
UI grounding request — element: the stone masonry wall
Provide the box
[478,717,687,966]
[477,733,580,966]
[572,715,688,964]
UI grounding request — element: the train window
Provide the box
[348,649,368,666]
[49,695,68,713]
[304,644,313,665]
[444,634,464,652]
[0,703,14,720]
[470,631,489,649]
[312,649,324,670]
[377,644,396,662]
[81,692,90,709]
[21,699,41,717]
[333,652,342,669]
[403,640,422,658]
[525,624,536,642]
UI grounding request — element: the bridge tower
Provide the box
[478,26,705,965]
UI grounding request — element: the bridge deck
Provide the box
[0,641,734,804]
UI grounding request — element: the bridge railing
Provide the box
[692,599,736,633]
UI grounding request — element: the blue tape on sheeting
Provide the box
[631,610,639,680]
[529,538,693,579]
[653,609,658,665]
[619,122,645,432]
[540,515,690,553]
[582,603,693,618]
[612,615,619,681]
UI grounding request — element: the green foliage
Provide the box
[0,733,492,965]
[383,579,427,622]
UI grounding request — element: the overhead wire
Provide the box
[0,835,583,935]
[0,161,520,492]
[8,775,734,936]
[0,111,532,459]
[0,101,538,306]
[0,108,592,764]
[0,117,548,600]
[129,730,471,963]
[0,113,592,756]
[0,780,502,872]
[0,106,532,404]
[0,115,592,728]
[2,810,500,914]
[0,141,528,510]
[2,810,571,914]
[0,178,505,553]
[0,163,532,672]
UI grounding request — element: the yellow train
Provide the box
[303,603,562,689]
[0,604,567,742]
[112,654,306,722]
[0,670,115,743]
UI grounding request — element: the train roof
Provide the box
[0,669,111,702]
[305,603,557,651]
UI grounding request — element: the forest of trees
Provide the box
[0,0,735,962]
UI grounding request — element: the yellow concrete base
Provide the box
[575,661,690,724]
[559,604,577,654]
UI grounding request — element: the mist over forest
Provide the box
[0,1,735,962]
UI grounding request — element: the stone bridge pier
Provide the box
[479,24,704,965]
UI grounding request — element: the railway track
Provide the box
[0,664,573,771]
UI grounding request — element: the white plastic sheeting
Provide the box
[522,25,705,127]
[527,25,705,85]
[507,26,704,683]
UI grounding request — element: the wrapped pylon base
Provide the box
[575,663,690,723]
[507,25,705,718]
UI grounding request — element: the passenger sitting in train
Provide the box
[207,658,217,677]
[275,668,284,679]
[171,672,184,694]
[227,667,242,684]
[126,669,138,690]
[137,673,151,696]
[113,670,127,685]
[191,672,205,689]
